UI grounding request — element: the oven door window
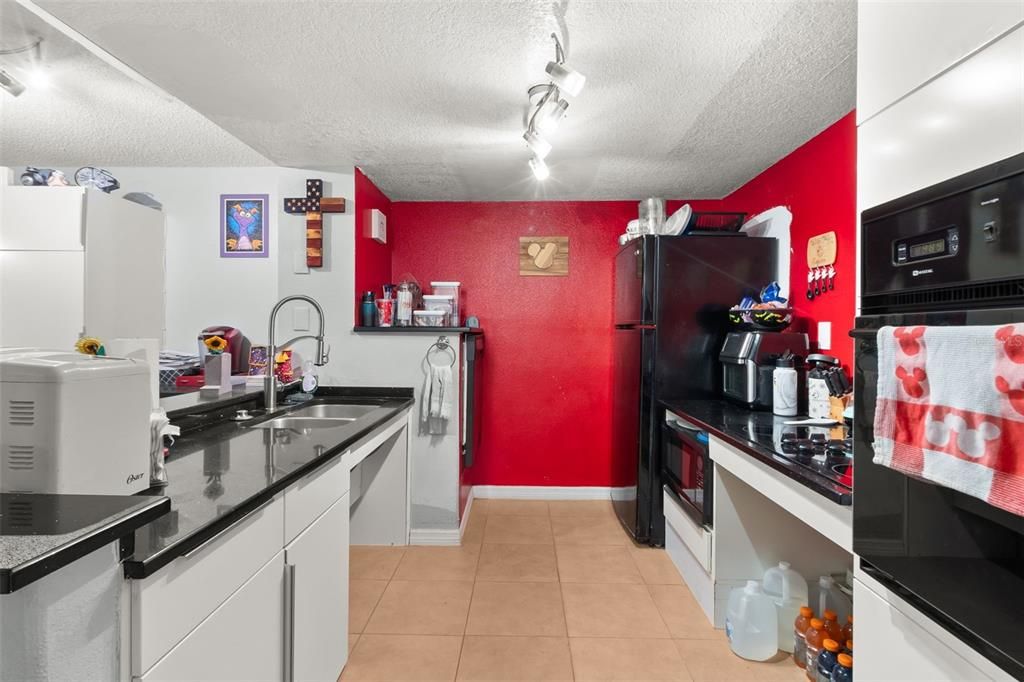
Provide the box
[663,422,709,522]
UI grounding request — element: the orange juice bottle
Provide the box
[793,607,814,668]
[841,615,853,644]
[804,618,826,680]
[822,609,843,643]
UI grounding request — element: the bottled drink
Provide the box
[793,606,814,668]
[830,653,853,682]
[822,609,843,643]
[804,618,826,679]
[816,639,841,682]
[841,615,853,645]
[818,576,853,624]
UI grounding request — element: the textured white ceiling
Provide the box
[21,0,855,200]
[0,0,270,166]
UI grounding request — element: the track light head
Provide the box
[529,156,550,181]
[535,95,568,134]
[523,129,552,159]
[545,61,585,97]
[0,68,25,97]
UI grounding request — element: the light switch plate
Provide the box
[293,305,310,331]
[370,209,387,244]
[817,321,832,350]
[293,249,310,274]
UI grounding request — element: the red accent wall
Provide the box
[387,112,856,487]
[720,111,857,370]
[353,168,393,320]
[390,202,630,486]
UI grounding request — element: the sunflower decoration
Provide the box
[204,335,229,355]
[75,336,106,356]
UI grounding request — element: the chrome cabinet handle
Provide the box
[284,563,296,682]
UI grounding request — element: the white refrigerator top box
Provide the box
[0,349,152,495]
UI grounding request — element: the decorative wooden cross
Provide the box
[283,178,346,267]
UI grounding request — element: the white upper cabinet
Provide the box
[858,24,1024,208]
[0,185,85,251]
[857,0,1024,123]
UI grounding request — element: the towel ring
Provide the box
[427,336,457,368]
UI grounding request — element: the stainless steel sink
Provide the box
[289,404,378,420]
[247,403,379,430]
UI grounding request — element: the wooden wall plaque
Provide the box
[520,236,569,276]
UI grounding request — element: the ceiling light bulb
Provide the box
[546,61,586,97]
[27,68,50,90]
[529,156,550,181]
[523,130,552,159]
[535,97,568,134]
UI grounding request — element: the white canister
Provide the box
[772,357,798,417]
[396,285,413,327]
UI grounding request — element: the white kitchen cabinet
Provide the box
[284,454,349,543]
[0,184,165,349]
[857,0,1024,123]
[285,494,350,682]
[138,551,285,682]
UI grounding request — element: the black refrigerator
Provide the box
[612,234,777,545]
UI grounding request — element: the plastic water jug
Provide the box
[817,576,853,625]
[726,580,779,661]
[763,562,808,653]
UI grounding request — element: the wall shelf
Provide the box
[353,326,483,335]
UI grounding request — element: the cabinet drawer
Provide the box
[284,454,350,542]
[138,551,284,682]
[132,494,284,675]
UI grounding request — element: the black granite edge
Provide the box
[661,400,852,506]
[1,498,171,594]
[353,326,483,335]
[124,397,414,579]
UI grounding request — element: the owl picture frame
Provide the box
[221,194,269,258]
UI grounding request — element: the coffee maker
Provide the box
[720,331,809,409]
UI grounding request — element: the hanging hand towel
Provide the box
[421,363,454,435]
[874,324,1024,517]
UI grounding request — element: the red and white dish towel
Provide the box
[874,324,1024,517]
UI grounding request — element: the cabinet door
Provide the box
[285,494,349,682]
[139,552,284,682]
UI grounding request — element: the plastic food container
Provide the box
[413,310,446,327]
[430,282,461,325]
[422,295,454,325]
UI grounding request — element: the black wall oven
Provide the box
[662,415,713,528]
[854,152,1024,679]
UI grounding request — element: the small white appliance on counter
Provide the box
[0,349,151,495]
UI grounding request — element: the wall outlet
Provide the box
[817,321,832,350]
[370,209,387,244]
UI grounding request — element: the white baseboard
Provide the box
[409,528,462,546]
[459,488,475,541]
[472,485,633,500]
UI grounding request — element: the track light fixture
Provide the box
[0,37,46,97]
[523,33,586,181]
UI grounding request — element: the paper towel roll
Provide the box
[107,338,160,409]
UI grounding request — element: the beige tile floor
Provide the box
[343,499,803,681]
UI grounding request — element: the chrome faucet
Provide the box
[265,295,329,412]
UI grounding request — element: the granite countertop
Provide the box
[160,383,267,416]
[0,493,170,594]
[662,399,853,505]
[128,386,414,578]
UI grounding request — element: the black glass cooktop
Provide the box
[741,423,853,490]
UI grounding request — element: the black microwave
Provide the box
[662,417,713,528]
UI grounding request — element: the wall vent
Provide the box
[7,400,35,426]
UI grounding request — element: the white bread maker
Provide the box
[0,349,151,495]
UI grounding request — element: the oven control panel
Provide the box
[893,226,960,265]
